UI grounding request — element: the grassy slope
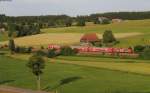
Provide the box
[7,54,150,75]
[115,33,150,47]
[41,19,150,47]
[56,55,149,63]
[42,20,150,34]
[1,55,150,93]
[0,19,150,47]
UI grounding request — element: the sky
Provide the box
[0,0,150,16]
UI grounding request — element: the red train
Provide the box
[48,44,133,54]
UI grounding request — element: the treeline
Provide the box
[0,14,73,28]
[90,11,150,20]
[1,11,150,37]
[1,11,150,25]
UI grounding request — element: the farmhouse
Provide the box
[80,33,101,46]
[112,19,123,23]
[98,17,109,24]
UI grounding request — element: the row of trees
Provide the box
[1,11,150,24]
[15,23,41,37]
[90,11,150,20]
[2,22,41,37]
[1,11,150,30]
[0,15,76,29]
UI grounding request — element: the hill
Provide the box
[0,19,150,47]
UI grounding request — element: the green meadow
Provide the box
[1,55,150,93]
[42,20,150,47]
[1,19,150,47]
[42,20,150,34]
[0,19,150,93]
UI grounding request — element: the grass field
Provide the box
[0,32,142,46]
[0,32,8,42]
[7,54,150,75]
[115,33,150,47]
[0,19,150,93]
[1,55,150,93]
[42,20,150,34]
[0,19,150,47]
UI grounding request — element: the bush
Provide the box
[47,49,57,58]
[91,41,102,47]
[134,45,145,53]
[60,46,78,56]
[15,46,32,53]
[35,50,46,56]
[142,47,150,59]
[65,18,72,27]
[76,18,86,26]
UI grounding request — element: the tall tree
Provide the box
[7,23,15,37]
[65,18,72,27]
[27,55,45,90]
[103,30,116,44]
[76,17,86,26]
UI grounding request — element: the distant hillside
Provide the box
[1,11,150,23]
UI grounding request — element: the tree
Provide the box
[65,18,72,27]
[103,30,116,44]
[47,49,57,58]
[8,38,15,54]
[134,45,145,53]
[76,17,86,26]
[7,23,15,37]
[60,46,78,56]
[27,55,45,90]
[93,18,100,24]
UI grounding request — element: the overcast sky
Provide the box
[0,0,150,16]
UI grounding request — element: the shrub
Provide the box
[47,49,57,58]
[27,47,33,53]
[134,45,145,53]
[60,46,78,56]
[91,41,102,47]
[65,18,72,27]
[142,47,150,59]
[15,46,32,53]
[76,18,86,26]
[34,50,47,56]
[41,46,44,49]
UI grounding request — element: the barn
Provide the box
[80,33,100,43]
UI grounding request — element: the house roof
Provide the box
[80,33,100,42]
